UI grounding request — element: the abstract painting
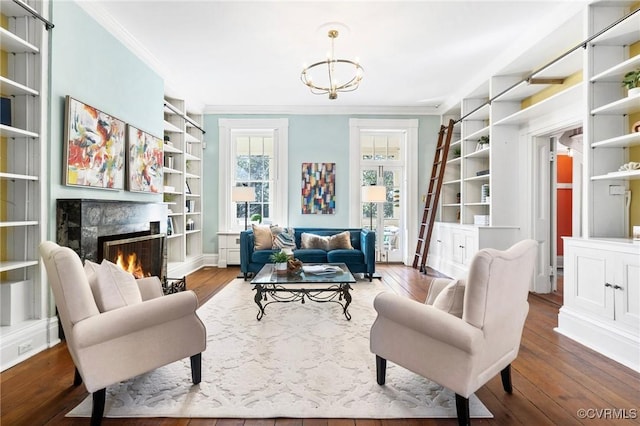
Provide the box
[127,125,164,193]
[301,162,335,214]
[64,96,125,189]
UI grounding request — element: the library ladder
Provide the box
[412,118,455,272]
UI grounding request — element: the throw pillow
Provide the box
[328,231,353,250]
[84,259,100,280]
[271,225,296,250]
[91,259,143,312]
[252,224,273,250]
[301,233,330,250]
[432,279,465,318]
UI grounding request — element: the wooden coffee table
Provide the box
[250,263,356,320]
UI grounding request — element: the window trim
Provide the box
[219,118,288,232]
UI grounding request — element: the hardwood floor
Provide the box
[2,264,639,425]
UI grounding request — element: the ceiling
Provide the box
[80,1,589,113]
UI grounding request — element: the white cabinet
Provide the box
[427,223,519,278]
[557,238,640,371]
[162,97,204,276]
[218,232,241,267]
[1,0,53,371]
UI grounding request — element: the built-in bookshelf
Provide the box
[0,0,52,371]
[162,96,204,275]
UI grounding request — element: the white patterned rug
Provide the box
[68,278,492,419]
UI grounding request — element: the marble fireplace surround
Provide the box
[56,199,169,279]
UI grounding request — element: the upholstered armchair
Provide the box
[39,242,206,426]
[370,239,537,425]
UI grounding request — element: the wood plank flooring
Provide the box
[2,264,639,425]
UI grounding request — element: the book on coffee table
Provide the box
[302,264,343,275]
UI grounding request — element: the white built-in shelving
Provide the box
[556,2,640,374]
[162,96,204,274]
[1,0,52,371]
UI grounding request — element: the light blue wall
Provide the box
[47,1,164,237]
[202,114,440,254]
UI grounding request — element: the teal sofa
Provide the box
[240,227,376,281]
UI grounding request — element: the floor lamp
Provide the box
[361,185,387,230]
[231,186,256,230]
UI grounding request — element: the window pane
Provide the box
[236,156,250,181]
[374,136,387,160]
[361,135,374,160]
[387,135,398,159]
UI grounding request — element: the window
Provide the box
[219,119,288,231]
[361,132,402,160]
[234,132,273,223]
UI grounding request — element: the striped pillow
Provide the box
[271,226,296,249]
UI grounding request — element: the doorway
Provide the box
[532,127,582,299]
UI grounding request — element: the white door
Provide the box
[361,166,404,263]
[381,167,403,262]
[533,137,553,293]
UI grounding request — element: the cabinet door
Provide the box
[462,230,478,265]
[568,246,614,320]
[613,253,640,332]
[426,224,442,269]
[451,229,465,264]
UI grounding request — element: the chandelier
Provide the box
[300,29,364,100]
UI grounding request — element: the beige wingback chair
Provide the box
[40,242,206,426]
[370,239,537,425]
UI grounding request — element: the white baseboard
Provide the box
[202,253,218,267]
[1,317,59,372]
[556,306,639,373]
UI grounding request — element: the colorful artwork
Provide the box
[301,162,336,214]
[64,96,125,189]
[127,125,164,193]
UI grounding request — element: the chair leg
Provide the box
[501,364,513,394]
[191,353,202,384]
[90,388,106,426]
[73,367,82,386]
[455,394,470,426]
[375,355,386,385]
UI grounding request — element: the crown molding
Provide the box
[75,2,168,78]
[203,104,440,116]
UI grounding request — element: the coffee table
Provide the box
[251,263,356,320]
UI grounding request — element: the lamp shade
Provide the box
[231,186,255,202]
[361,185,387,203]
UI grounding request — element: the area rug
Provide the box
[68,279,492,419]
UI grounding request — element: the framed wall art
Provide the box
[301,162,335,214]
[63,96,126,189]
[127,125,164,193]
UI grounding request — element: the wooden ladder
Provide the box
[412,118,456,272]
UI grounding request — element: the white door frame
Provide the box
[349,119,418,266]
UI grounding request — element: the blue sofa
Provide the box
[240,227,376,281]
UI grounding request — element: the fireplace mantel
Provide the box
[56,199,168,266]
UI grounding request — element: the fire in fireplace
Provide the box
[100,233,165,279]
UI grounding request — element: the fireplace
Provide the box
[56,199,185,294]
[99,233,165,279]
